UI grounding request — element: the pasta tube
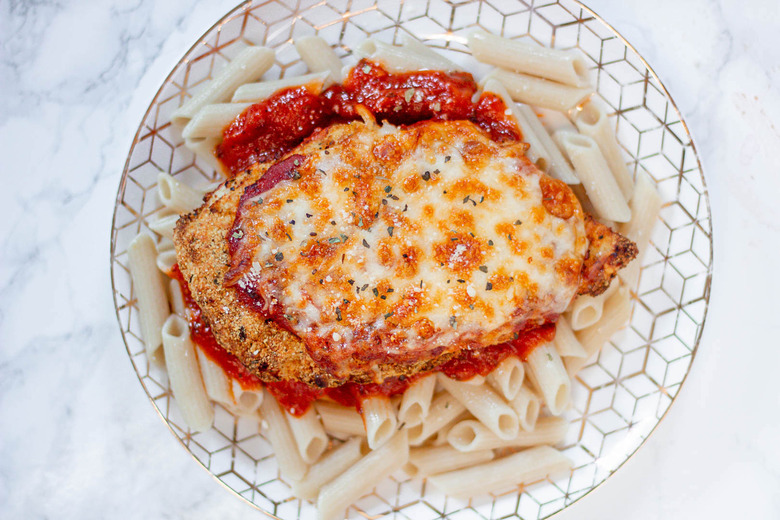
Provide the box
[468,30,590,87]
[407,391,466,446]
[161,315,214,432]
[172,46,274,127]
[294,36,345,82]
[127,233,169,357]
[397,374,436,427]
[446,416,567,452]
[525,342,571,415]
[437,375,519,440]
[287,407,328,463]
[427,445,572,496]
[405,445,494,478]
[484,67,593,112]
[260,393,308,481]
[292,437,363,501]
[486,356,525,401]
[317,430,409,520]
[576,100,634,201]
[360,395,397,449]
[554,131,631,222]
[315,401,366,438]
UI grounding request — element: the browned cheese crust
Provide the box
[174,121,636,387]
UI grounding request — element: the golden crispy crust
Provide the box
[578,216,638,296]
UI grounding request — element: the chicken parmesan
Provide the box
[175,115,636,386]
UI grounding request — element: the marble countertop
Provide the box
[2,0,779,518]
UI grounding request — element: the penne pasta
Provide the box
[553,315,587,358]
[184,137,223,175]
[484,67,593,112]
[397,374,436,427]
[516,103,579,184]
[481,78,551,173]
[407,392,466,446]
[567,282,618,331]
[287,407,328,464]
[468,30,590,87]
[355,35,457,73]
[230,380,263,415]
[437,375,519,441]
[260,392,308,481]
[576,100,634,201]
[525,342,571,415]
[554,131,631,222]
[181,103,251,140]
[405,445,494,478]
[294,36,345,82]
[360,395,397,449]
[292,437,363,501]
[619,169,662,290]
[446,416,568,452]
[231,71,331,102]
[147,209,179,240]
[535,106,579,134]
[317,430,409,520]
[568,287,633,375]
[127,233,169,357]
[195,347,232,407]
[481,78,577,182]
[315,401,366,438]
[168,279,185,317]
[161,315,214,432]
[156,172,205,214]
[510,385,541,431]
[155,248,178,275]
[486,356,525,401]
[172,46,274,127]
[427,445,572,496]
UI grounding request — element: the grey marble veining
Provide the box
[1,0,779,518]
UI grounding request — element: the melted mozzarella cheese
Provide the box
[232,119,586,374]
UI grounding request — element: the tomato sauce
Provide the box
[217,88,335,175]
[168,265,262,390]
[264,374,416,416]
[266,380,323,416]
[439,322,557,381]
[325,60,478,125]
[215,60,522,177]
[473,92,523,143]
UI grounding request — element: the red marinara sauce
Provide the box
[473,92,523,143]
[439,322,557,381]
[216,87,335,175]
[267,376,416,416]
[168,265,262,390]
[214,60,521,177]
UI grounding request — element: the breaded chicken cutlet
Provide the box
[174,118,636,388]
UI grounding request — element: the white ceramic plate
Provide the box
[111,1,712,518]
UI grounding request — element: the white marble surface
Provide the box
[1,0,779,518]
